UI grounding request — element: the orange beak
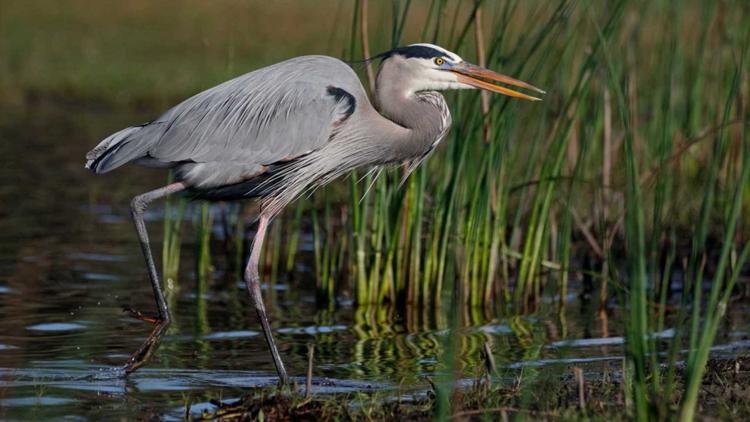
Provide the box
[449,63,545,101]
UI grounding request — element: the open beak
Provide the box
[450,62,545,101]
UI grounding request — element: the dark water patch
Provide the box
[0,396,76,407]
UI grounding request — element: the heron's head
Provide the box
[375,43,544,101]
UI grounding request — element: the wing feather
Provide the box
[148,56,357,166]
[89,56,364,179]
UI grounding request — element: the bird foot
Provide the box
[123,307,161,324]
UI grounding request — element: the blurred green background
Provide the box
[1,0,358,108]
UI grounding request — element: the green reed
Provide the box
[678,37,750,421]
[195,202,212,281]
[595,2,649,418]
[162,172,186,286]
[299,0,750,418]
[328,0,612,310]
[303,1,747,318]
[131,1,748,417]
[588,1,750,419]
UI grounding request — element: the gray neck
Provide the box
[373,70,451,161]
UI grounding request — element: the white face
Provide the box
[395,43,476,93]
[378,43,545,101]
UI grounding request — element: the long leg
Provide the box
[121,182,186,375]
[244,214,289,385]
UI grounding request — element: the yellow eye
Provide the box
[435,57,445,66]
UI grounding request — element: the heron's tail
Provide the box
[85,126,148,174]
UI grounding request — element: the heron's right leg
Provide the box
[120,182,186,375]
[244,214,289,385]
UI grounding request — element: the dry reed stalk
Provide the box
[473,2,491,143]
[305,343,315,399]
[359,0,375,93]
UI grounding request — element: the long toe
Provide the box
[123,307,161,324]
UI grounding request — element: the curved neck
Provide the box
[373,75,451,159]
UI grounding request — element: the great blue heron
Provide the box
[85,43,543,384]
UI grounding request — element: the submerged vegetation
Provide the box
[1,0,748,420]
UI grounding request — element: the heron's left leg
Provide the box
[120,182,186,375]
[244,214,289,385]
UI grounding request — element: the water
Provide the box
[1,102,748,419]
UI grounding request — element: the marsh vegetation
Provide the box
[0,0,748,420]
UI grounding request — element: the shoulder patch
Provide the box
[326,86,356,121]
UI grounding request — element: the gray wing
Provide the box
[86,55,364,187]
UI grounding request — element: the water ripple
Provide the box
[27,322,87,332]
[202,330,260,340]
[277,325,347,335]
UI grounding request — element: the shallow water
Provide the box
[1,103,749,420]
